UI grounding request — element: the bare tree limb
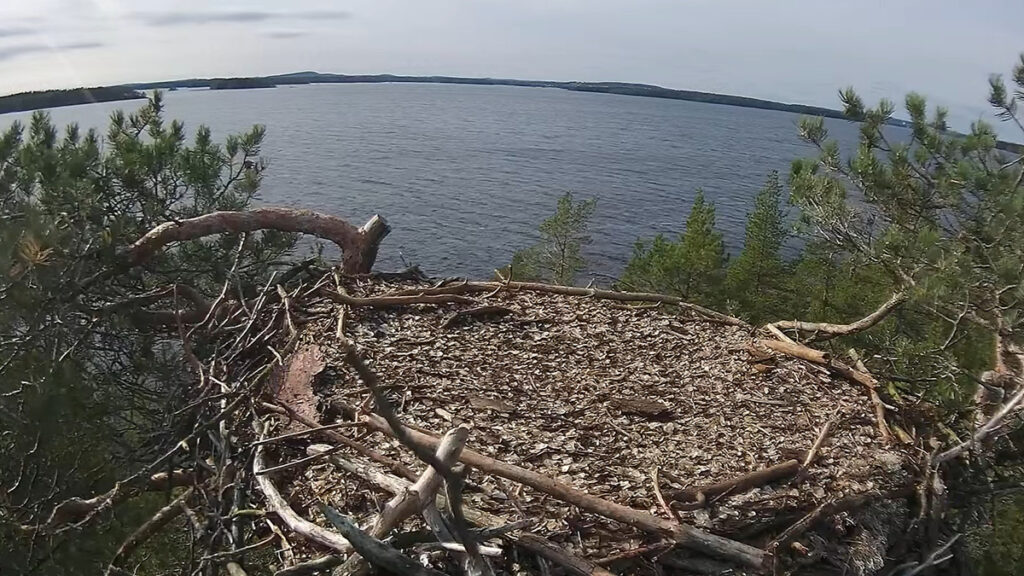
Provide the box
[308,445,614,576]
[252,423,352,555]
[664,460,801,508]
[849,348,892,442]
[771,291,907,341]
[41,470,195,529]
[935,383,1024,464]
[338,427,470,576]
[106,487,194,574]
[384,281,750,327]
[81,208,389,292]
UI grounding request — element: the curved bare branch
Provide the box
[771,291,907,341]
[253,425,353,555]
[80,208,389,292]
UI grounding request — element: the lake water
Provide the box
[0,84,897,278]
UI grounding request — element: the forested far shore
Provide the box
[0,86,145,115]
[5,72,1022,151]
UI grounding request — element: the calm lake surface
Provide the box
[0,83,900,277]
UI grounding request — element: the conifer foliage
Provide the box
[725,171,789,323]
[621,189,725,303]
[0,93,296,573]
[510,192,596,285]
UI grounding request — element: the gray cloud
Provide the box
[60,41,103,51]
[0,41,103,62]
[265,31,308,39]
[0,26,35,38]
[134,10,351,27]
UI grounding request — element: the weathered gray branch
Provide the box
[771,291,907,341]
[935,383,1024,464]
[253,425,352,554]
[338,427,470,576]
[307,445,614,576]
[320,505,447,576]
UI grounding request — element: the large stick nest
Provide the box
[257,275,915,575]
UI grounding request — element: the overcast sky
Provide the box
[1,0,1022,136]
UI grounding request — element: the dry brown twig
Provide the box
[651,467,680,522]
[803,418,835,468]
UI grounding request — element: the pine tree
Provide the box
[725,171,788,322]
[620,189,725,304]
[510,192,596,285]
[678,190,726,300]
[0,93,297,573]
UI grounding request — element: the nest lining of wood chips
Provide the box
[266,278,915,574]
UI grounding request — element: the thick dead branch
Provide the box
[518,533,618,576]
[771,291,907,341]
[84,209,389,291]
[849,348,892,442]
[320,505,447,576]
[325,287,479,308]
[253,426,352,555]
[126,209,387,273]
[353,411,769,569]
[261,402,416,480]
[760,339,882,397]
[339,427,470,575]
[803,419,834,467]
[760,339,830,364]
[308,445,614,576]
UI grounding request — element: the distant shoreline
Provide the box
[2,72,1021,151]
[0,71,881,122]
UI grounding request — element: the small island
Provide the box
[208,77,278,90]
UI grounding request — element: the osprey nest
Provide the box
[119,269,922,576]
